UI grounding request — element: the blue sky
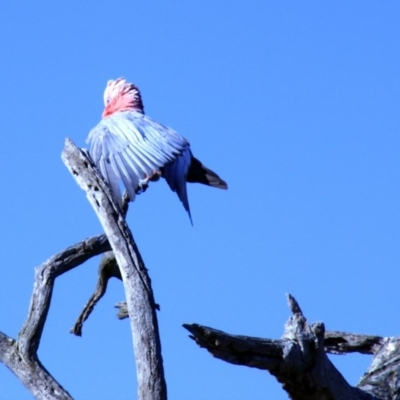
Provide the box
[1,1,399,399]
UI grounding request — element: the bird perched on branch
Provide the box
[87,78,227,223]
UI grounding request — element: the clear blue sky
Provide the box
[1,1,399,399]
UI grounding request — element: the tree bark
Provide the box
[61,138,167,400]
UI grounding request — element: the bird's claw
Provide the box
[135,171,161,195]
[135,180,149,195]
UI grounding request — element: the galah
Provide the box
[87,78,227,223]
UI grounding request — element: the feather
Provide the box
[162,147,193,224]
[186,156,228,189]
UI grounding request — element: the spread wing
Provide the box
[87,111,189,205]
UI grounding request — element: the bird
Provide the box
[87,78,227,223]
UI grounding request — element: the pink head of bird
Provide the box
[102,78,144,118]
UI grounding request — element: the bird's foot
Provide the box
[135,181,148,195]
[136,170,161,194]
[135,171,161,195]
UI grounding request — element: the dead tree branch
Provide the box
[1,139,167,400]
[70,251,121,336]
[71,192,131,336]
[62,138,167,400]
[71,248,161,335]
[324,331,385,355]
[184,294,399,400]
[0,234,110,400]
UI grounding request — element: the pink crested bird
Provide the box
[87,78,227,223]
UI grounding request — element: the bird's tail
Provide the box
[186,156,228,189]
[162,148,193,224]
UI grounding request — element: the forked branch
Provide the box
[1,139,166,400]
[0,234,110,400]
[185,294,399,400]
[62,139,166,400]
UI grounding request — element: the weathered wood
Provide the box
[72,251,162,333]
[0,331,72,400]
[71,194,129,336]
[0,234,110,399]
[184,294,393,400]
[358,337,400,400]
[61,138,167,400]
[324,331,384,355]
[71,251,121,336]
[19,235,110,359]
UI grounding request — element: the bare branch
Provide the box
[286,292,303,315]
[71,249,160,334]
[184,324,283,369]
[184,294,382,400]
[0,234,109,399]
[61,139,167,400]
[324,331,385,355]
[71,191,130,336]
[18,234,110,359]
[71,251,121,336]
[1,331,72,400]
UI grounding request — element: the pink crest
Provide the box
[102,78,144,118]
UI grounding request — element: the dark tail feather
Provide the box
[186,156,228,189]
[162,148,193,225]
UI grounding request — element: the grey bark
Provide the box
[71,251,121,336]
[0,234,110,400]
[71,193,130,336]
[71,249,151,335]
[184,294,399,400]
[61,139,167,400]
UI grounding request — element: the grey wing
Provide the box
[87,113,188,206]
